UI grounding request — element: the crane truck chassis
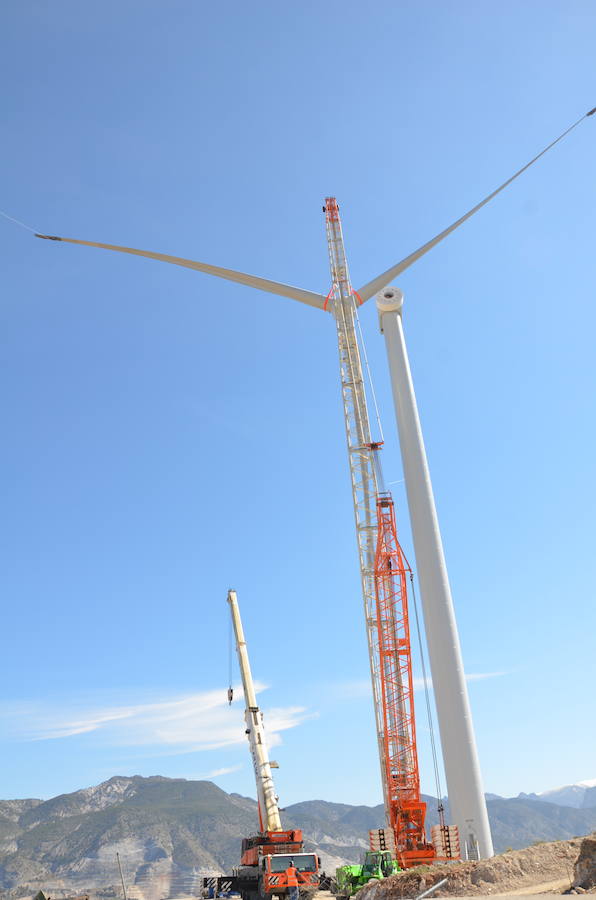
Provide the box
[204,847,320,900]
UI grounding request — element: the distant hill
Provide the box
[1,775,596,898]
[486,797,596,850]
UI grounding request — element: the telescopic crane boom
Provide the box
[227,589,282,833]
[209,590,320,900]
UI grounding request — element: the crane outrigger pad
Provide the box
[203,875,241,896]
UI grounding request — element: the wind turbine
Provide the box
[36,108,594,860]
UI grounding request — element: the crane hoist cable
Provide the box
[0,208,40,234]
[354,290,447,826]
[352,286,448,862]
[353,297,384,443]
[410,571,445,822]
[228,608,234,705]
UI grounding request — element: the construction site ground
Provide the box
[349,837,595,898]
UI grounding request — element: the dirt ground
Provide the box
[356,837,590,897]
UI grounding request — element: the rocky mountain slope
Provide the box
[1,776,596,898]
[0,777,258,898]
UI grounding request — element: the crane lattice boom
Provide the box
[373,492,436,867]
[323,198,388,801]
[325,203,457,866]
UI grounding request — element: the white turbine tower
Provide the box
[36,108,594,860]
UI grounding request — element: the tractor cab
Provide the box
[335,850,400,898]
[361,851,398,879]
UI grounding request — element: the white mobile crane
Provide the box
[228,588,282,836]
[203,590,320,900]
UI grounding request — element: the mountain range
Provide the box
[516,779,596,810]
[0,776,595,899]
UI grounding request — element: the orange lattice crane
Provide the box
[369,445,459,868]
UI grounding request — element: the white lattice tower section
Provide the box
[323,197,388,810]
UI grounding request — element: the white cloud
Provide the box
[1,683,314,755]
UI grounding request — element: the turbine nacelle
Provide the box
[376,287,404,334]
[376,287,404,314]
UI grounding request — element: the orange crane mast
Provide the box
[370,446,458,868]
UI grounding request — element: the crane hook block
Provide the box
[227,687,233,705]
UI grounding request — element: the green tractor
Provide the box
[335,851,400,897]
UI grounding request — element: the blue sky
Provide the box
[1,1,595,811]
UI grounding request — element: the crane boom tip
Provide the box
[35,233,62,241]
[587,107,596,117]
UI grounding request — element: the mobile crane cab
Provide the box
[258,852,320,896]
[234,845,320,900]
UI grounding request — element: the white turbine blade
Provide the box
[35,234,327,311]
[356,108,595,302]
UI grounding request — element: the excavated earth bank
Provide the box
[574,835,596,891]
[358,837,593,898]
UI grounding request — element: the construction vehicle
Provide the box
[335,851,400,898]
[203,590,320,900]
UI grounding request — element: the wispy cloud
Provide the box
[464,671,507,683]
[331,671,507,700]
[329,679,374,700]
[413,671,507,691]
[194,765,243,780]
[1,683,314,755]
